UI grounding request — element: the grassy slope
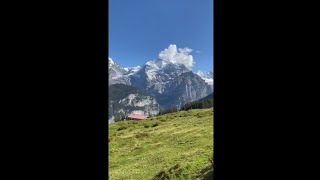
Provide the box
[109,108,214,180]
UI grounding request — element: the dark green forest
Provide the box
[159,93,214,115]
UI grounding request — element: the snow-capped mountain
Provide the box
[123,66,142,76]
[108,57,132,85]
[195,70,214,86]
[154,71,213,108]
[129,59,191,94]
[123,66,141,73]
[108,57,213,109]
[109,58,126,79]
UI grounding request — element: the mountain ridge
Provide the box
[109,57,213,109]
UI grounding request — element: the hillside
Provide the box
[109,108,214,180]
[199,93,213,101]
[109,84,161,123]
[179,93,213,112]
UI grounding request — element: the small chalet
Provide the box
[127,114,148,120]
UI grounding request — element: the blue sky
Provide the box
[109,0,213,72]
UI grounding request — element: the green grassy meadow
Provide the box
[108,108,214,180]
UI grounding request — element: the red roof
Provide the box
[127,114,148,120]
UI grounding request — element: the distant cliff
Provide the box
[108,84,160,123]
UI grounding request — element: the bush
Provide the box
[144,125,150,128]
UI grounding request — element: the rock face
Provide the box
[129,59,191,96]
[155,72,213,108]
[109,57,214,109]
[108,84,160,123]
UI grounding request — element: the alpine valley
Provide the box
[108,57,213,123]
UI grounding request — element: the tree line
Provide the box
[159,98,213,115]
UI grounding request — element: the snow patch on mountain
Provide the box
[109,57,115,66]
[196,70,214,85]
[124,66,141,75]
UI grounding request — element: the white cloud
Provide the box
[158,44,195,69]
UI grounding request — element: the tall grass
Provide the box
[109,108,214,180]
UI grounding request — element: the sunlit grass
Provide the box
[109,108,214,180]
